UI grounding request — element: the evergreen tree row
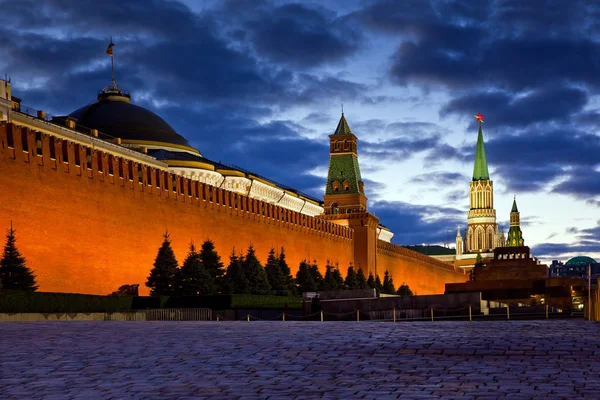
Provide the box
[146,231,413,297]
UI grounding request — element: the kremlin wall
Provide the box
[0,78,466,296]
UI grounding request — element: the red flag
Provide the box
[106,40,114,56]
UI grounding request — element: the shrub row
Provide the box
[0,291,302,313]
[0,290,132,313]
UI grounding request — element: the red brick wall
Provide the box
[377,241,467,295]
[0,124,354,295]
[0,123,466,296]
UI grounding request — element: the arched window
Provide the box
[488,231,493,249]
[331,203,339,214]
[478,231,482,250]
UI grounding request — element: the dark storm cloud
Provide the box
[361,136,440,162]
[440,86,589,129]
[553,168,600,197]
[411,172,467,186]
[233,2,362,68]
[534,242,600,259]
[370,200,463,245]
[2,0,365,118]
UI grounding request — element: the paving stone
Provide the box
[0,320,598,399]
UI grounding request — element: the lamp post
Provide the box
[588,263,592,320]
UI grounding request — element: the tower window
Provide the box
[147,167,152,186]
[155,170,160,188]
[172,177,177,192]
[74,144,80,166]
[180,177,184,193]
[164,172,169,190]
[195,182,199,199]
[49,138,56,159]
[108,155,114,175]
[21,130,28,152]
[187,179,191,196]
[35,132,42,155]
[62,141,68,163]
[97,152,103,172]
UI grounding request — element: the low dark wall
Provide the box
[317,292,482,319]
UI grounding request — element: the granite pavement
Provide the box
[1,320,599,399]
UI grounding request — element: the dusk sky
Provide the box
[2,0,599,264]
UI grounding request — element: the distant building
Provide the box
[549,256,599,286]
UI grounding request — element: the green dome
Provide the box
[565,256,597,266]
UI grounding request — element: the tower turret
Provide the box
[507,196,524,246]
[321,112,378,274]
[456,225,463,256]
[465,114,497,253]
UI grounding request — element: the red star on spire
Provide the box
[474,113,484,124]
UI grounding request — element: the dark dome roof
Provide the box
[68,91,190,147]
[565,256,597,265]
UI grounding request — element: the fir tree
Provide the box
[175,242,214,296]
[224,248,248,294]
[375,274,383,292]
[344,265,358,289]
[321,263,339,291]
[278,247,296,295]
[475,253,484,267]
[242,245,271,295]
[397,283,414,296]
[309,261,323,289]
[265,248,286,295]
[367,272,376,289]
[332,266,345,290]
[199,239,225,293]
[146,231,179,296]
[382,270,396,294]
[0,223,37,291]
[295,260,317,293]
[356,267,368,289]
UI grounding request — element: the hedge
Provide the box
[0,290,132,313]
[0,291,303,313]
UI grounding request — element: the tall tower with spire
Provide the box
[507,196,524,246]
[465,114,499,253]
[322,113,378,274]
[323,112,366,215]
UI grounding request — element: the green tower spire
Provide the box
[472,125,490,181]
[333,112,353,135]
[325,113,364,196]
[507,196,524,247]
[511,196,519,212]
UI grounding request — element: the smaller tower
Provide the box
[507,196,524,246]
[455,225,463,256]
[323,113,366,215]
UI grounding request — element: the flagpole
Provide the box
[110,36,115,88]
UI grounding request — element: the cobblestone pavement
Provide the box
[1,320,599,400]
